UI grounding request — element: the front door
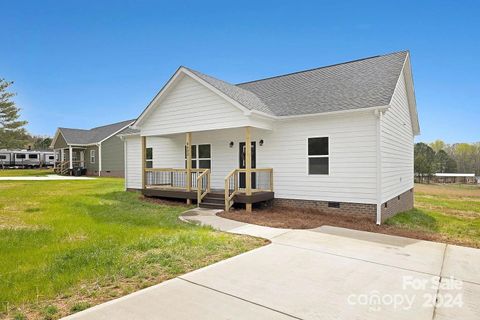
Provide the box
[239,141,256,189]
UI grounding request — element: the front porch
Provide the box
[53,146,87,176]
[141,127,274,211]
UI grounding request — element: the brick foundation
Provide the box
[273,198,377,218]
[273,188,414,224]
[381,188,414,222]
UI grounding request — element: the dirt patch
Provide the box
[218,206,480,248]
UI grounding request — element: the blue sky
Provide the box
[1,0,479,143]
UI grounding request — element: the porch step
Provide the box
[199,202,224,209]
[205,192,224,199]
[199,192,225,209]
[202,197,224,205]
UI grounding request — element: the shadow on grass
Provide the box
[385,208,438,232]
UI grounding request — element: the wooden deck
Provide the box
[142,188,274,204]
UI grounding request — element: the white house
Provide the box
[120,51,419,224]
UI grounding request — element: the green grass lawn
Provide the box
[385,183,480,247]
[0,169,54,177]
[0,179,265,319]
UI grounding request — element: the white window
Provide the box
[308,137,329,175]
[197,144,211,169]
[90,150,96,164]
[146,147,153,168]
[185,144,211,169]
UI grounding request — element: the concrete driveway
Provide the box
[0,174,95,181]
[65,209,480,320]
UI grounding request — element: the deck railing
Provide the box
[144,167,272,209]
[224,168,273,211]
[224,169,239,211]
[54,160,84,175]
[144,168,207,190]
[237,168,274,193]
[196,169,211,206]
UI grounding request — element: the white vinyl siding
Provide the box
[380,70,414,202]
[125,136,142,189]
[137,111,378,204]
[140,74,272,136]
[260,113,378,204]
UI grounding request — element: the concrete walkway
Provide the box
[65,208,480,320]
[0,174,95,181]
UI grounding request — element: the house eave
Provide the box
[388,52,420,136]
[97,121,135,144]
[274,105,390,121]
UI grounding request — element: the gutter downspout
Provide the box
[98,143,102,177]
[375,109,383,225]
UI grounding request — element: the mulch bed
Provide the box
[218,206,480,248]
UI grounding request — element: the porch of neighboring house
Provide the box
[53,146,87,176]
[140,127,274,211]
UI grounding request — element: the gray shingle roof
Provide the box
[59,119,135,145]
[117,126,140,136]
[187,51,408,117]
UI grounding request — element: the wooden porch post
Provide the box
[185,132,192,205]
[245,126,252,212]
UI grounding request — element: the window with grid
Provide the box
[185,144,211,169]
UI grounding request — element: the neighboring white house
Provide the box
[433,173,477,184]
[120,51,420,224]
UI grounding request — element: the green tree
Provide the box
[0,79,29,149]
[429,139,446,153]
[473,142,480,175]
[446,156,458,173]
[28,136,53,150]
[434,149,456,173]
[453,143,476,173]
[414,142,435,182]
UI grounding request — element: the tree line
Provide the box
[415,140,480,177]
[0,78,52,150]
